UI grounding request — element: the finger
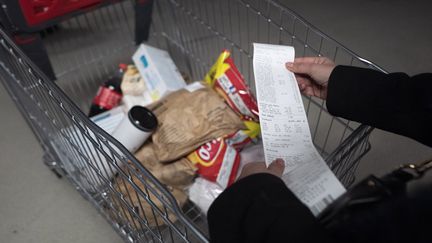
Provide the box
[242,162,264,170]
[293,56,322,64]
[237,163,255,180]
[303,86,317,97]
[299,83,306,91]
[286,62,314,76]
[298,82,313,93]
[295,77,308,87]
[237,162,267,180]
[305,86,326,99]
[295,75,313,86]
[286,62,294,70]
[268,158,285,177]
[294,56,333,65]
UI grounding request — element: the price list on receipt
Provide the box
[253,43,345,216]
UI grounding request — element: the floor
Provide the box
[1,0,432,242]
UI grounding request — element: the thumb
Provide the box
[286,62,313,75]
[268,158,285,177]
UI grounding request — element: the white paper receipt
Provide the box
[253,43,345,216]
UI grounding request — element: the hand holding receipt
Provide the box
[253,43,345,215]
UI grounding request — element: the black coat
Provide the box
[207,66,432,243]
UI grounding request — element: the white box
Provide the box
[132,44,187,101]
[90,105,125,134]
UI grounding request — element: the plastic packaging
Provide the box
[120,65,147,96]
[88,64,127,117]
[188,178,223,215]
[204,50,259,121]
[187,138,240,188]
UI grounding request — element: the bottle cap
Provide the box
[119,63,128,71]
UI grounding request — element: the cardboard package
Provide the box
[132,44,187,101]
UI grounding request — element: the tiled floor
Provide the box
[1,0,431,242]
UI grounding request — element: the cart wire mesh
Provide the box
[0,0,385,242]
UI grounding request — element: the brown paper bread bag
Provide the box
[149,86,245,162]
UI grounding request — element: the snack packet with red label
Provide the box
[225,120,260,150]
[204,50,259,121]
[191,51,262,188]
[187,120,260,188]
[187,138,240,188]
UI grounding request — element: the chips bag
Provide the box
[189,51,262,188]
[204,50,259,121]
[225,120,260,150]
[187,137,240,188]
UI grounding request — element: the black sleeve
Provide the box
[207,173,332,243]
[327,65,432,147]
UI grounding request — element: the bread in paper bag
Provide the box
[149,85,245,162]
[135,142,197,187]
[113,171,188,228]
[111,143,196,229]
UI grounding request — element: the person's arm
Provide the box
[207,161,332,243]
[327,65,432,147]
[286,58,432,147]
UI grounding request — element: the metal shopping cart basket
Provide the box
[0,0,384,242]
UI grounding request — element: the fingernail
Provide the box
[285,62,293,68]
[275,158,285,166]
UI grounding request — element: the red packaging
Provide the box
[187,138,240,188]
[204,50,259,121]
[92,86,122,110]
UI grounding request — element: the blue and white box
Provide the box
[132,44,187,101]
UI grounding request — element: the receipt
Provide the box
[253,43,345,216]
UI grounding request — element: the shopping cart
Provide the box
[0,0,384,242]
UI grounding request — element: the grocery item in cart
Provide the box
[118,143,195,228]
[90,105,125,134]
[187,137,240,188]
[111,106,158,153]
[65,106,157,189]
[236,143,265,179]
[225,120,260,150]
[185,130,256,189]
[135,143,197,187]
[122,94,154,111]
[121,65,147,96]
[132,43,187,101]
[188,178,223,215]
[186,120,260,188]
[150,85,245,162]
[88,64,127,117]
[113,170,188,228]
[120,65,154,110]
[204,50,259,121]
[187,144,265,215]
